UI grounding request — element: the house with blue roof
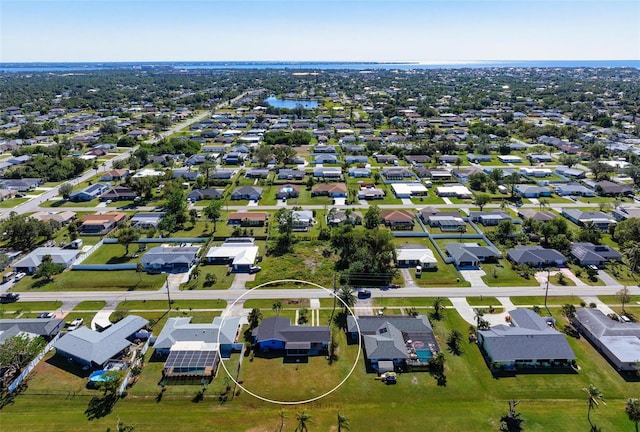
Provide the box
[69,183,110,202]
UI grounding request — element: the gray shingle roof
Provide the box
[478,308,575,363]
[0,318,65,343]
[253,317,329,344]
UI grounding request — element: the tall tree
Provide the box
[364,205,381,229]
[204,200,223,232]
[616,286,631,314]
[431,297,446,320]
[337,286,356,315]
[247,308,262,329]
[34,254,64,282]
[626,398,640,432]
[295,411,312,432]
[59,183,73,200]
[117,227,140,257]
[583,384,605,426]
[337,413,350,432]
[272,301,283,316]
[474,193,491,211]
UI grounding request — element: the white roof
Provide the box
[170,341,220,352]
[391,183,428,195]
[206,244,259,266]
[396,247,437,263]
[132,168,164,178]
[436,185,472,195]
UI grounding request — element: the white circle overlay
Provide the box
[216,279,362,405]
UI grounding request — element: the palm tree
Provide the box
[447,329,463,355]
[583,384,605,426]
[272,301,283,316]
[337,286,356,314]
[337,413,350,432]
[295,411,312,432]
[431,297,445,320]
[627,398,640,432]
[538,198,549,211]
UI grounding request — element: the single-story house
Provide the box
[468,211,512,226]
[291,210,314,231]
[13,247,80,274]
[405,155,431,165]
[188,189,224,201]
[517,210,555,222]
[497,155,522,164]
[140,245,200,273]
[130,212,164,229]
[79,212,127,235]
[555,166,586,179]
[53,315,148,369]
[506,246,566,267]
[391,183,428,198]
[452,167,484,183]
[435,184,472,199]
[527,154,553,163]
[570,242,622,267]
[172,169,200,181]
[227,211,268,226]
[326,209,362,226]
[520,168,552,178]
[311,183,347,197]
[313,154,339,164]
[345,156,369,165]
[438,155,461,165]
[0,178,42,191]
[277,169,305,181]
[209,169,236,180]
[349,167,371,178]
[426,214,466,231]
[0,318,65,344]
[561,209,616,231]
[154,316,242,357]
[467,154,492,163]
[346,315,439,372]
[314,144,336,153]
[382,168,414,181]
[612,207,640,221]
[380,209,415,230]
[162,341,220,379]
[374,154,398,165]
[313,167,342,179]
[358,185,385,200]
[396,245,437,269]
[100,169,129,181]
[69,183,110,202]
[99,186,138,202]
[231,186,263,201]
[417,168,451,180]
[552,183,595,197]
[595,180,634,197]
[445,243,501,268]
[30,210,76,225]
[276,184,300,199]
[245,168,270,179]
[206,238,259,272]
[572,308,640,371]
[477,308,576,371]
[252,317,330,357]
[514,185,552,198]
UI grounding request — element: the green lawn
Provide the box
[510,295,584,306]
[180,265,235,290]
[0,197,29,208]
[372,297,453,307]
[466,296,500,307]
[81,244,141,265]
[0,301,63,316]
[72,301,107,311]
[597,294,640,305]
[246,241,337,289]
[243,298,310,309]
[116,299,227,311]
[481,261,539,287]
[11,270,166,292]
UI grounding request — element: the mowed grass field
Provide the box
[2,308,638,431]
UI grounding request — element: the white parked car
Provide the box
[68,318,84,330]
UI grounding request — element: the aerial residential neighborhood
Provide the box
[0,64,639,431]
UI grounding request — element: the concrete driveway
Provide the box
[459,269,487,287]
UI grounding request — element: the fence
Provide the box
[8,333,61,393]
[103,237,209,244]
[72,264,138,271]
[118,338,151,396]
[71,239,104,266]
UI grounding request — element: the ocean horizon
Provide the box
[1,60,639,72]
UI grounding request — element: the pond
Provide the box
[264,95,318,109]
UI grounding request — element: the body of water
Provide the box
[0,60,639,73]
[264,95,318,109]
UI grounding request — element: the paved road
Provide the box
[13,282,640,305]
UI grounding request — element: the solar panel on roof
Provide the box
[165,350,218,370]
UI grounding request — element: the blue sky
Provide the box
[1,0,639,62]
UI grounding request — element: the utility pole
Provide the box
[544,267,551,316]
[166,275,171,311]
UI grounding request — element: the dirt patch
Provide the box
[411,376,419,384]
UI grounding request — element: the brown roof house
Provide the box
[80,212,127,235]
[380,209,415,230]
